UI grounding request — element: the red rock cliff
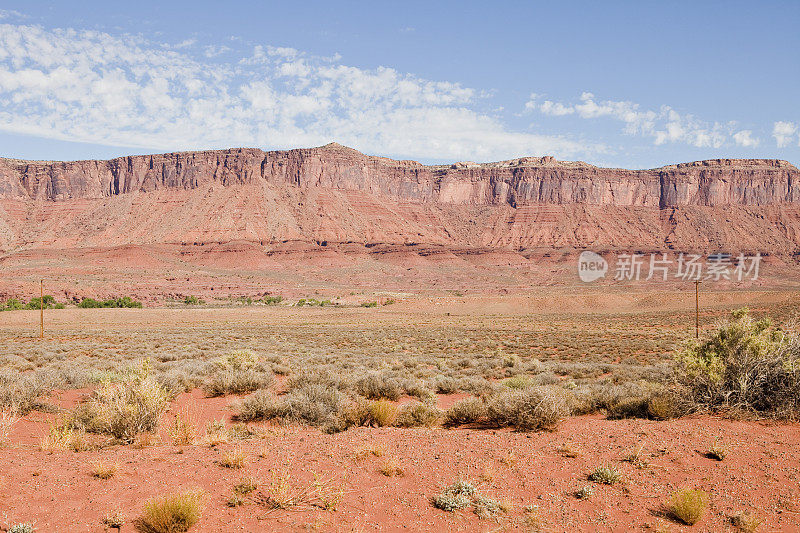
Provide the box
[1,143,797,208]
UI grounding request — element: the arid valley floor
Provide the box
[1,289,799,532]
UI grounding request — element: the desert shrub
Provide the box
[442,398,488,427]
[282,384,345,426]
[183,295,204,305]
[432,480,476,512]
[203,351,274,397]
[262,295,283,305]
[368,400,398,427]
[1,298,23,311]
[295,298,332,307]
[355,373,402,401]
[668,489,708,525]
[676,308,800,419]
[235,390,283,422]
[0,370,53,415]
[484,387,567,431]
[360,301,378,308]
[76,365,170,443]
[588,464,621,485]
[24,295,63,310]
[501,375,535,389]
[135,490,204,533]
[395,403,442,427]
[434,376,459,394]
[286,369,350,392]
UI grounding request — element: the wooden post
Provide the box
[694,280,700,339]
[40,279,44,338]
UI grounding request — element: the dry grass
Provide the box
[134,490,205,533]
[731,510,762,532]
[379,458,404,477]
[202,419,229,447]
[91,460,118,479]
[352,444,385,462]
[257,470,344,512]
[668,489,708,525]
[368,400,398,427]
[0,409,19,445]
[218,448,247,469]
[102,508,126,529]
[707,437,729,461]
[167,408,198,446]
[588,464,621,485]
[39,423,75,451]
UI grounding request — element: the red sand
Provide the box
[1,391,799,532]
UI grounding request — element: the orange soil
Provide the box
[1,390,799,532]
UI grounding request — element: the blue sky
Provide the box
[0,1,797,168]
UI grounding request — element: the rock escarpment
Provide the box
[0,143,798,255]
[1,143,798,207]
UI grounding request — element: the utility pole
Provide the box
[40,279,44,338]
[694,280,700,339]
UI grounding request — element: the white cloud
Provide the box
[0,22,597,162]
[733,130,760,148]
[773,121,798,148]
[527,93,749,149]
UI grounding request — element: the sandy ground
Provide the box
[0,291,799,531]
[2,391,799,532]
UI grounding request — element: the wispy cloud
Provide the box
[526,92,765,150]
[0,22,594,162]
[773,121,799,148]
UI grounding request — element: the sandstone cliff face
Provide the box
[2,143,798,208]
[0,144,799,256]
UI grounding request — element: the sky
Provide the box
[0,1,797,168]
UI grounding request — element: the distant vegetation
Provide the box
[77,296,143,309]
[1,295,64,311]
[183,295,205,305]
[1,295,141,310]
[295,298,333,307]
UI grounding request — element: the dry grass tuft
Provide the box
[91,460,118,480]
[668,489,708,526]
[368,400,398,427]
[167,408,198,446]
[134,489,204,533]
[379,458,404,477]
[0,409,19,445]
[731,510,762,532]
[588,464,621,485]
[102,508,126,529]
[707,437,729,461]
[218,449,247,469]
